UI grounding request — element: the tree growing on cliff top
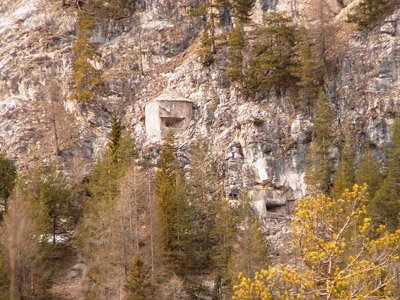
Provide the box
[226,21,246,87]
[246,12,299,96]
[233,184,400,299]
[347,0,393,28]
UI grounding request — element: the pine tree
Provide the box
[212,195,239,298]
[330,125,356,199]
[347,0,393,28]
[191,0,231,66]
[124,257,153,300]
[25,164,75,246]
[226,21,245,86]
[304,91,335,195]
[230,192,269,280]
[355,146,383,200]
[71,12,105,103]
[186,139,221,272]
[154,130,191,272]
[246,12,299,96]
[369,117,400,231]
[109,108,123,163]
[232,0,255,23]
[0,152,17,221]
[293,26,319,111]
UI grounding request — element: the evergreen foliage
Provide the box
[293,27,319,110]
[124,257,153,300]
[230,193,269,281]
[191,0,231,66]
[304,91,335,195]
[330,125,356,199]
[0,152,16,221]
[154,130,192,273]
[71,12,104,103]
[226,21,246,86]
[25,164,76,246]
[199,22,217,66]
[370,118,400,231]
[355,146,383,200]
[0,250,9,300]
[232,0,255,23]
[347,0,393,28]
[212,196,239,297]
[109,108,123,163]
[246,12,299,97]
[81,123,137,299]
[186,139,219,272]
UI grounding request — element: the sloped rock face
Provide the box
[327,11,400,161]
[0,0,400,260]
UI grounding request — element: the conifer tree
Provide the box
[370,117,400,231]
[230,193,269,281]
[226,21,245,86]
[347,0,393,28]
[232,0,255,23]
[191,0,231,66]
[154,130,191,272]
[212,195,239,298]
[293,27,319,111]
[0,152,17,221]
[109,108,123,163]
[304,91,335,195]
[186,139,221,272]
[246,12,299,96]
[71,12,104,103]
[25,164,75,246]
[307,0,338,77]
[355,146,383,200]
[81,124,137,299]
[124,257,153,300]
[330,125,356,199]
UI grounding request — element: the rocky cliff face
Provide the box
[0,0,399,255]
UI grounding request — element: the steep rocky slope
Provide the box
[0,0,399,265]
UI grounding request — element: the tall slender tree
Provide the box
[154,130,191,273]
[370,117,400,231]
[330,124,356,199]
[71,12,104,102]
[226,21,246,86]
[355,146,383,200]
[305,91,335,195]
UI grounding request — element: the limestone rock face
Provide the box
[0,0,400,260]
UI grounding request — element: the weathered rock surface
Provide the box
[0,0,400,264]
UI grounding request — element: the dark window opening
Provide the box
[266,203,286,214]
[162,117,185,129]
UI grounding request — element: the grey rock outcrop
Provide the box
[1,0,400,260]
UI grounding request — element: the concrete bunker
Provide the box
[249,188,294,218]
[145,91,194,140]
